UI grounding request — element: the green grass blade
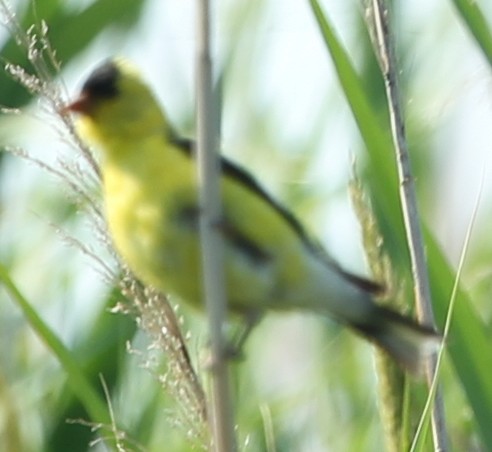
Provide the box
[309,0,492,448]
[46,290,137,452]
[426,234,492,447]
[0,263,111,427]
[308,0,407,262]
[451,0,492,65]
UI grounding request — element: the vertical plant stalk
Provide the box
[195,1,236,451]
[369,0,448,450]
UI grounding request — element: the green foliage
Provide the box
[451,0,492,64]
[2,0,492,450]
[310,0,492,449]
[0,0,147,108]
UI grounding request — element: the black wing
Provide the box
[170,136,383,295]
[170,136,314,248]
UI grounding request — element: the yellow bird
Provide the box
[66,58,439,374]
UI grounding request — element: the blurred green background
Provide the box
[1,0,492,450]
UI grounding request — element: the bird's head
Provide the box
[64,58,168,147]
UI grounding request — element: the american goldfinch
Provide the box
[65,58,439,374]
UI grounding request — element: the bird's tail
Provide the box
[351,306,441,375]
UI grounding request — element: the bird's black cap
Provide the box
[81,59,120,100]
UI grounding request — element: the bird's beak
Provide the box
[61,91,92,115]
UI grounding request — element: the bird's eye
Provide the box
[82,60,120,99]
